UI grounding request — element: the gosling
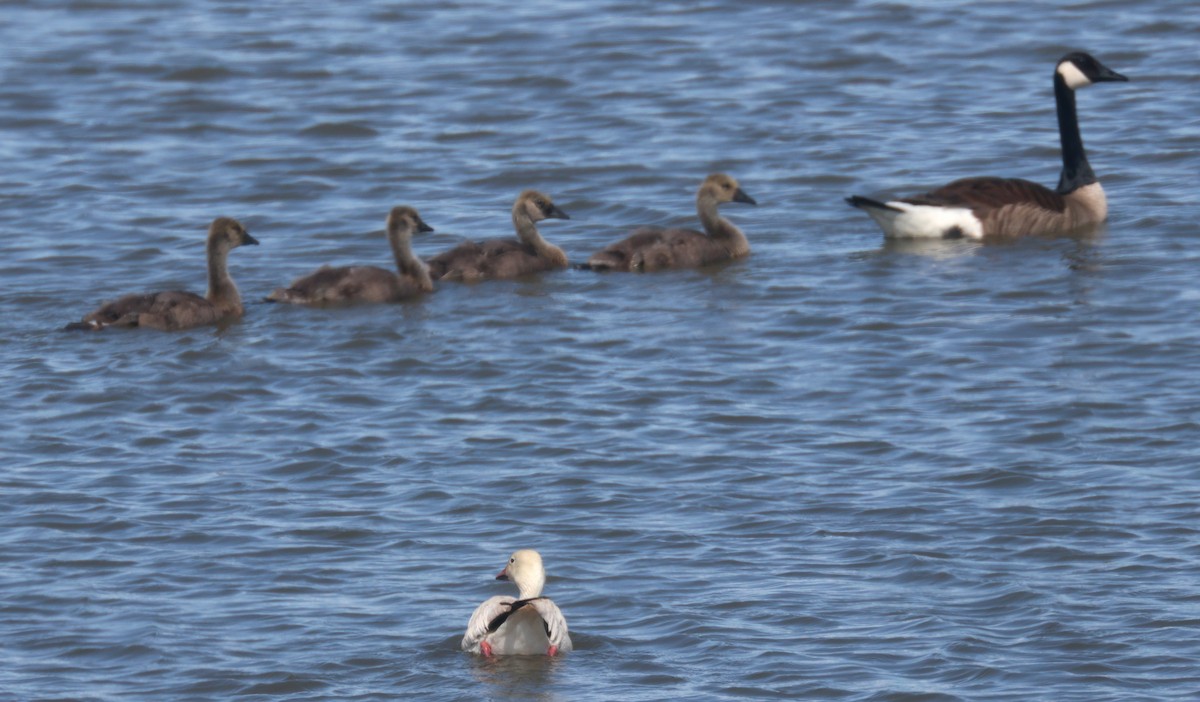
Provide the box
[585,173,756,272]
[267,206,434,305]
[67,217,258,331]
[426,190,570,282]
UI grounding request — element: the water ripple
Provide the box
[2,1,1200,701]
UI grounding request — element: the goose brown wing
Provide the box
[428,238,541,280]
[629,227,727,270]
[83,290,211,328]
[84,292,163,326]
[478,239,529,258]
[590,226,721,271]
[426,241,483,280]
[477,240,550,278]
[138,291,223,330]
[284,265,405,303]
[283,266,356,298]
[904,177,1067,214]
[427,239,527,278]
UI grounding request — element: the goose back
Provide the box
[269,264,429,304]
[427,239,562,281]
[75,290,228,331]
[903,177,1107,238]
[588,226,735,272]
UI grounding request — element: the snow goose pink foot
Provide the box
[462,549,572,657]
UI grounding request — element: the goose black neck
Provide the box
[1054,74,1095,194]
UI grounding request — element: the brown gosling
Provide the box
[585,173,756,272]
[426,190,570,282]
[266,206,434,305]
[846,52,1128,239]
[67,217,258,331]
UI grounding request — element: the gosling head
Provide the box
[495,549,547,599]
[515,190,570,223]
[699,173,756,207]
[387,205,434,237]
[1055,52,1128,91]
[208,217,258,250]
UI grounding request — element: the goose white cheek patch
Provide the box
[1057,61,1092,89]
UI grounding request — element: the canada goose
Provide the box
[67,217,258,331]
[266,206,434,305]
[462,549,572,657]
[847,52,1128,239]
[426,190,570,282]
[585,173,756,272]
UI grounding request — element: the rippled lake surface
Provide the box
[3,1,1200,700]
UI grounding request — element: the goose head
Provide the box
[515,190,570,223]
[208,217,258,251]
[1055,52,1128,91]
[387,205,434,238]
[699,173,756,207]
[496,549,546,599]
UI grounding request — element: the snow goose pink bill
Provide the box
[462,549,573,657]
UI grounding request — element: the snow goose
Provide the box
[462,549,572,657]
